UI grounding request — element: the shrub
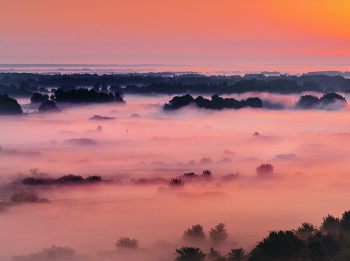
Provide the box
[115,237,139,249]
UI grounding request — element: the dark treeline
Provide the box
[113,210,350,261]
[12,210,350,261]
[52,88,124,103]
[164,94,263,110]
[172,210,350,261]
[295,92,346,109]
[1,72,350,97]
[22,174,102,185]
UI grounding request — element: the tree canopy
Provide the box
[0,93,23,115]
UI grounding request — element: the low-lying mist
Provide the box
[1,93,350,260]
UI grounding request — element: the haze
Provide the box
[1,94,350,260]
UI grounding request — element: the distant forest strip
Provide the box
[1,72,350,97]
[163,93,347,111]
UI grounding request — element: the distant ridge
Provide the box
[0,63,185,68]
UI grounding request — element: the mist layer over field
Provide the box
[1,94,350,260]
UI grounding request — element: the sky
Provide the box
[0,0,350,70]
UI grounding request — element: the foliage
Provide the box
[30,93,49,103]
[174,246,206,261]
[294,222,318,241]
[169,178,184,186]
[208,247,222,260]
[183,224,206,241]
[248,230,310,261]
[227,248,246,261]
[340,211,350,233]
[320,214,340,234]
[52,88,124,103]
[164,94,262,111]
[306,231,341,261]
[22,174,103,186]
[202,170,212,177]
[38,100,59,112]
[10,190,39,203]
[0,93,23,115]
[295,92,346,110]
[164,94,194,110]
[12,245,75,261]
[256,164,274,178]
[115,237,139,249]
[209,223,228,244]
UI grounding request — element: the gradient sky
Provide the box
[0,0,349,68]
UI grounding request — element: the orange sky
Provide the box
[0,0,349,66]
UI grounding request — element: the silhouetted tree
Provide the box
[183,224,206,241]
[208,247,222,260]
[10,190,39,203]
[174,246,206,261]
[307,231,341,261]
[319,92,346,105]
[93,82,100,91]
[0,93,23,115]
[115,237,139,249]
[340,211,350,233]
[12,245,75,261]
[295,223,318,241]
[320,214,340,234]
[164,94,195,110]
[30,93,49,103]
[86,175,102,182]
[114,91,124,102]
[56,174,84,184]
[295,95,319,109]
[169,178,184,186]
[202,170,212,177]
[248,230,310,261]
[209,223,228,245]
[256,164,274,178]
[38,100,60,112]
[227,248,246,261]
[101,83,108,92]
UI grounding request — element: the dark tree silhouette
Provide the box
[183,224,206,241]
[208,247,222,260]
[164,94,263,110]
[10,190,39,203]
[164,94,195,110]
[202,170,212,177]
[209,223,228,245]
[93,82,100,91]
[319,92,346,105]
[295,95,319,109]
[0,93,23,115]
[174,246,206,261]
[248,230,310,261]
[294,222,317,241]
[320,214,340,234]
[306,231,341,261]
[256,164,274,178]
[296,92,346,110]
[30,93,49,103]
[340,211,350,233]
[86,175,102,182]
[38,100,60,112]
[227,248,246,261]
[12,245,75,261]
[169,178,184,186]
[115,237,139,249]
[52,88,124,103]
